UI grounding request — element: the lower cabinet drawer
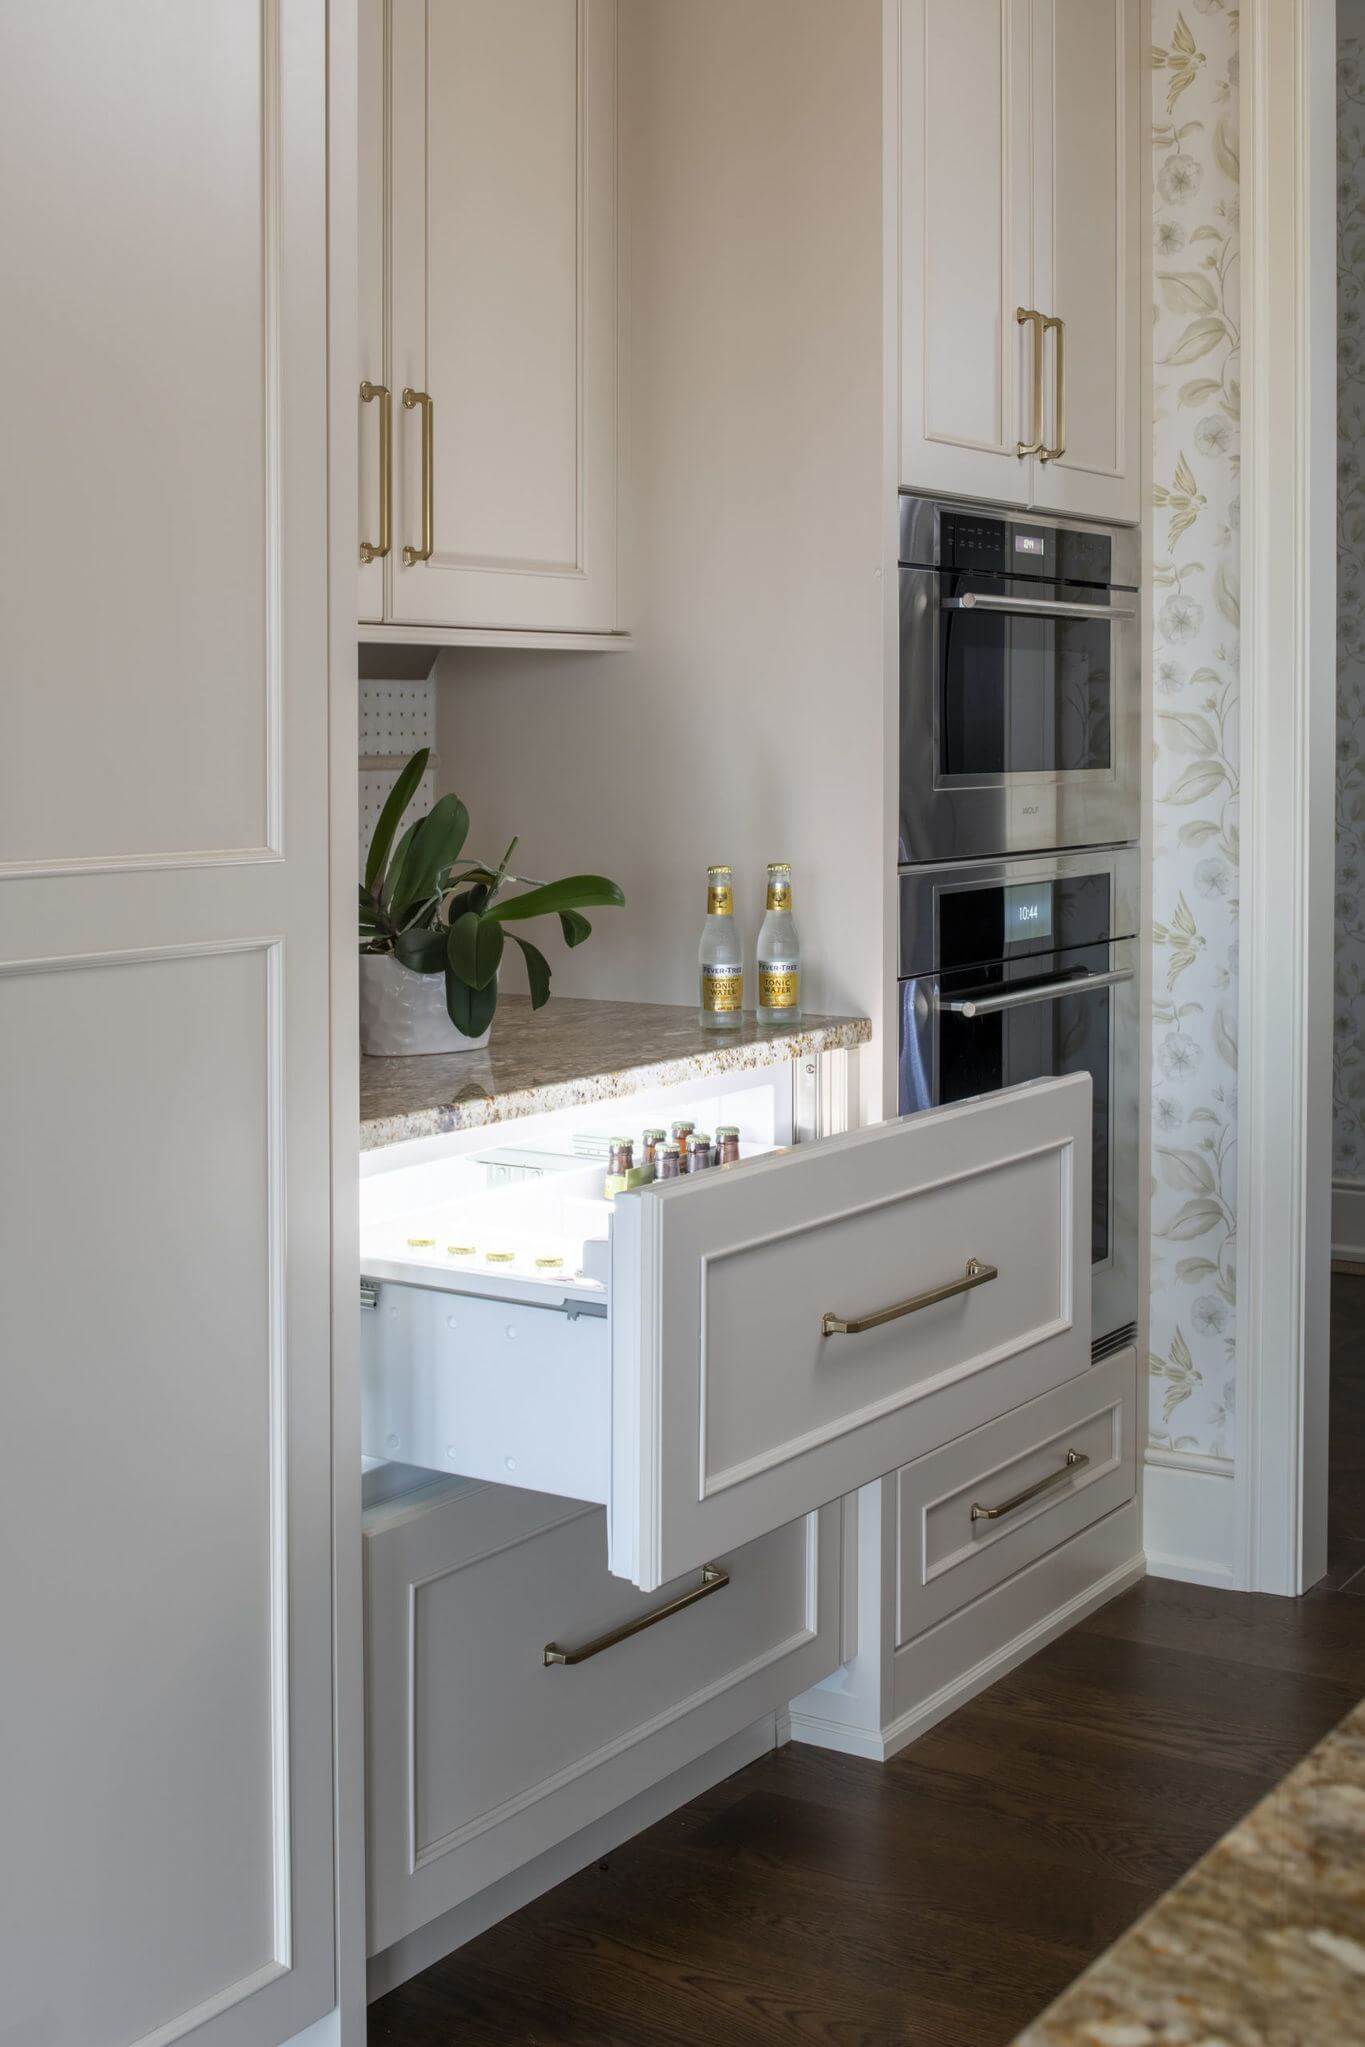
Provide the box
[364,1482,840,1956]
[895,1348,1136,1646]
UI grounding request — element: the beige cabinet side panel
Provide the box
[388,0,618,631]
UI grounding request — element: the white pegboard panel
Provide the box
[359,677,435,759]
[360,676,438,881]
[360,768,435,877]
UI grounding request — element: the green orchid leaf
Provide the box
[445,969,498,1039]
[558,909,592,948]
[447,911,505,991]
[487,875,625,924]
[358,883,385,935]
[509,932,552,1009]
[390,792,470,920]
[380,818,420,912]
[364,747,429,893]
[393,926,449,975]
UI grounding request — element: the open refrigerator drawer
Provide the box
[361,1073,1092,1591]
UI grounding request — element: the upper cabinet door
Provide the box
[1029,0,1141,522]
[1,4,338,2045]
[387,0,618,632]
[899,0,1036,505]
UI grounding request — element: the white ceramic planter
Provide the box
[360,951,495,1057]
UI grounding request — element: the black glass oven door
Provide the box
[899,945,1121,1269]
[939,573,1115,780]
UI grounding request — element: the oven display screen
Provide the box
[1004,882,1054,945]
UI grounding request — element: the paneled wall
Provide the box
[1335,5,1365,1244]
[431,0,888,1105]
[1147,0,1241,1461]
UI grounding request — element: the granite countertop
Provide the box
[1014,1695,1365,2046]
[360,995,871,1150]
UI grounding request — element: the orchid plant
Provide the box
[358,748,624,1038]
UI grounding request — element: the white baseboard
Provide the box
[1333,1177,1365,1263]
[366,1713,778,2001]
[1142,1454,1237,1587]
[788,1550,1146,1763]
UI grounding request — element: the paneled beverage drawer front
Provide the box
[362,1073,1091,1592]
[895,1348,1136,1645]
[364,1485,841,1955]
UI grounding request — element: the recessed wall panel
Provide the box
[0,3,274,867]
[0,945,282,2044]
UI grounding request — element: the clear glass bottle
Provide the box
[756,863,802,1024]
[698,864,744,1029]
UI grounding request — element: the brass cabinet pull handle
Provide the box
[1015,308,1045,457]
[544,1564,729,1667]
[402,387,434,564]
[821,1258,997,1339]
[359,381,391,563]
[971,1448,1089,1523]
[1040,314,1066,462]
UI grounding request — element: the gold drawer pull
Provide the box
[1016,307,1045,457]
[821,1258,997,1339]
[359,380,391,562]
[401,387,434,564]
[971,1448,1089,1523]
[544,1563,729,1667]
[1040,313,1066,463]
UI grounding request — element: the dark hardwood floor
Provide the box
[370,1287,1365,2047]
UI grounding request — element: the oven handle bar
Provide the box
[943,966,1135,1020]
[944,591,1136,622]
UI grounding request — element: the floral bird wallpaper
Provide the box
[1147,2,1241,1461]
[1336,16,1365,1189]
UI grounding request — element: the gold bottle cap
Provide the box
[707,863,733,878]
[767,862,791,876]
[446,1243,477,1257]
[485,1250,516,1264]
[406,1236,436,1248]
[534,1255,564,1270]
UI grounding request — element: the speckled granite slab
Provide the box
[359,995,871,1150]
[1014,1695,1365,2046]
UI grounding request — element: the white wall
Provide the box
[434,0,889,1103]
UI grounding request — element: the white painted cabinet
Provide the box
[360,0,620,639]
[361,1076,1092,1591]
[898,0,1140,522]
[0,6,340,2045]
[364,1484,840,1956]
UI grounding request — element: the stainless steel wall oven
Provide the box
[899,495,1140,865]
[898,848,1139,1354]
